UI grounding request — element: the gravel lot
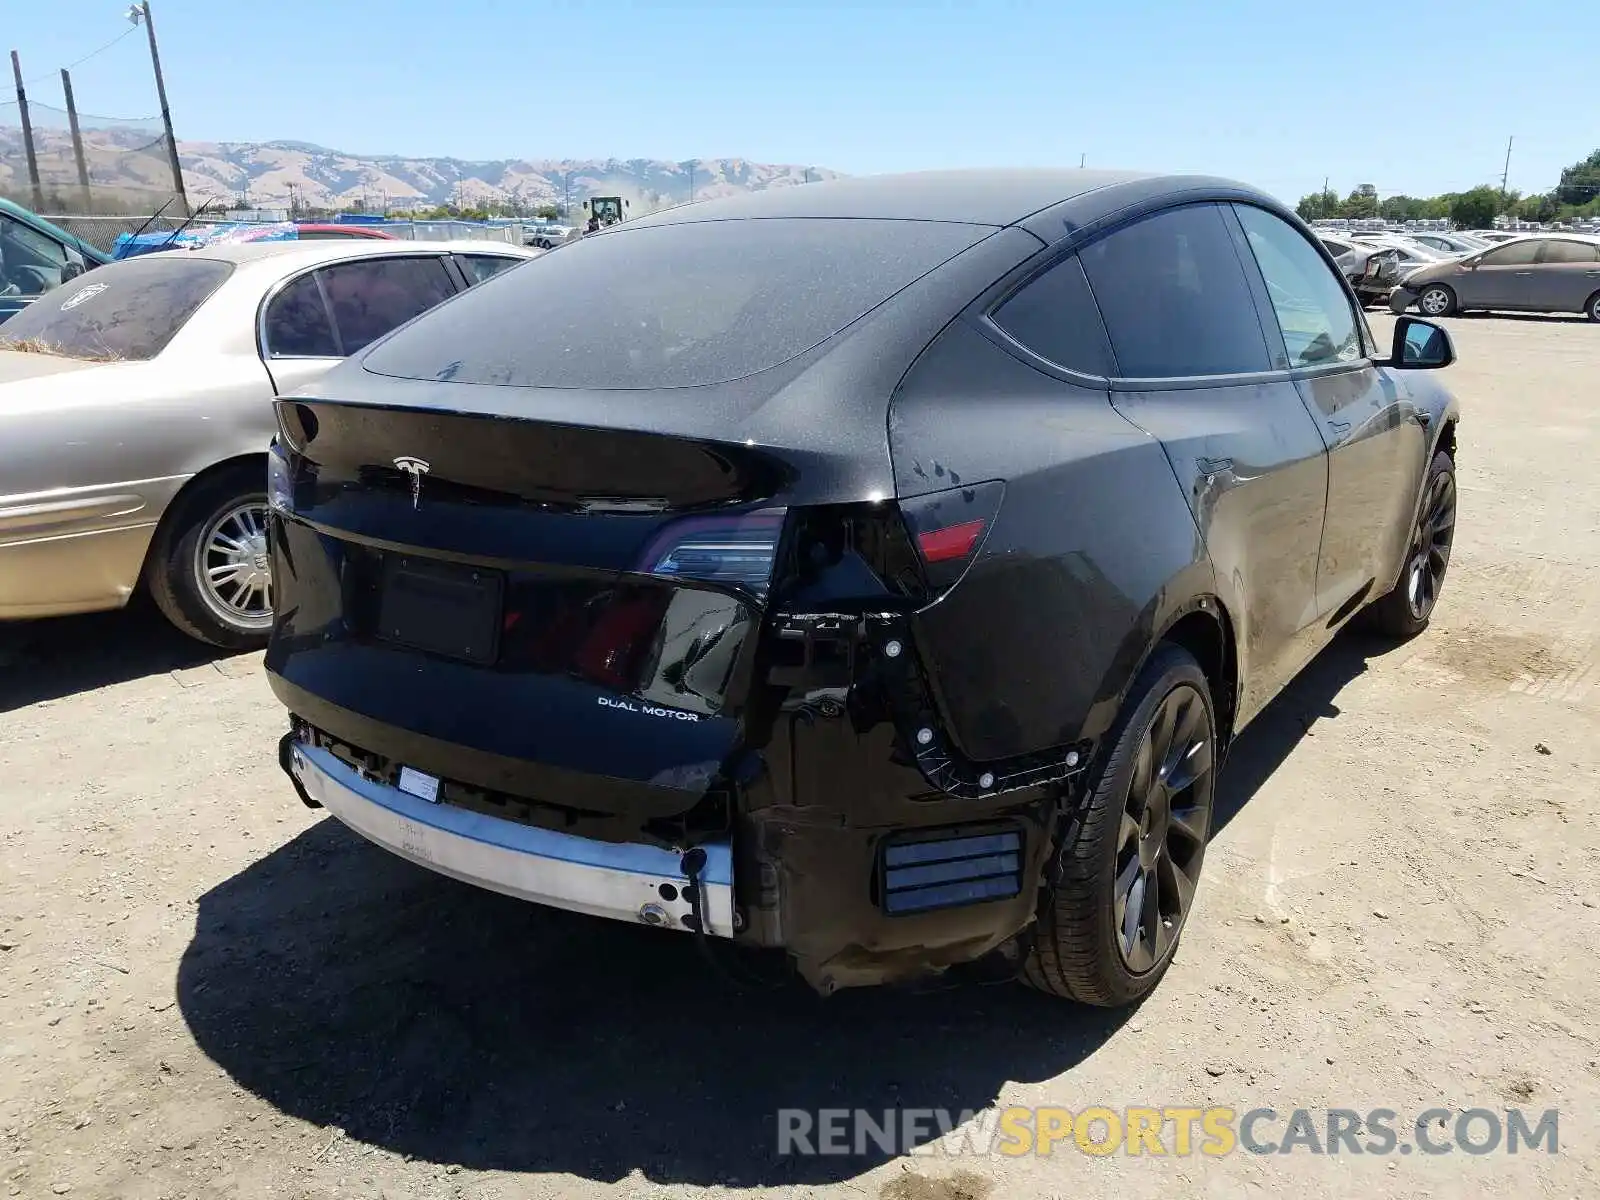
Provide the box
[2,314,1597,1200]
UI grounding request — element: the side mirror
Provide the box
[1391,316,1454,370]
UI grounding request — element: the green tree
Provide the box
[1295,188,1340,221]
[535,205,560,220]
[1342,188,1379,219]
[1517,192,1560,223]
[1380,195,1427,222]
[1449,186,1501,230]
[1555,148,1600,208]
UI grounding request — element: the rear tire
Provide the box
[1023,644,1217,1007]
[145,463,273,650]
[1366,449,1456,639]
[1585,290,1600,323]
[1417,284,1456,318]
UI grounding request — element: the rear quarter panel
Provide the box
[0,352,278,614]
[889,321,1213,761]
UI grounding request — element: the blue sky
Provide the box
[7,0,1597,205]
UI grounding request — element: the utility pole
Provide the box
[61,69,93,212]
[1500,135,1514,204]
[688,162,695,204]
[9,51,44,210]
[1079,153,1086,168]
[127,3,189,216]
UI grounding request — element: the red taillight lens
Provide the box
[900,480,1003,592]
[917,518,987,564]
[636,508,787,595]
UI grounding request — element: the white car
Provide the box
[524,224,576,250]
[0,238,541,646]
[1408,231,1491,255]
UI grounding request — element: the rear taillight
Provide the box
[637,509,787,595]
[899,480,1003,591]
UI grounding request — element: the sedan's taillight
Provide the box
[637,509,787,595]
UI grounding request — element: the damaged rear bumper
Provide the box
[285,738,737,936]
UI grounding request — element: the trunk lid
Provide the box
[267,392,875,828]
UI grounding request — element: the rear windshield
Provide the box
[361,218,985,389]
[0,256,232,361]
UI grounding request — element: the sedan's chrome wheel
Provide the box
[1419,286,1451,317]
[1112,683,1214,974]
[194,500,273,631]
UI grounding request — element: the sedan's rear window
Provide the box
[360,218,986,389]
[0,256,232,361]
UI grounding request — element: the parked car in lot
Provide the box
[0,198,110,324]
[524,223,576,250]
[1319,233,1402,305]
[1389,235,1600,320]
[0,238,538,645]
[292,224,399,240]
[268,169,1461,1006]
[1408,231,1490,255]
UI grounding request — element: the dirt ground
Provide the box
[2,313,1598,1200]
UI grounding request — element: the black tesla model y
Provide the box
[266,170,1460,1005]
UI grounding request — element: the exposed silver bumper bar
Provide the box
[287,742,735,937]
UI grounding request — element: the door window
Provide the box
[1234,205,1363,368]
[1078,204,1272,378]
[1477,241,1540,266]
[989,254,1115,376]
[317,255,458,354]
[0,214,70,297]
[459,254,525,285]
[1538,240,1600,264]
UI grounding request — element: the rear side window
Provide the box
[990,255,1115,376]
[264,273,339,357]
[0,255,231,361]
[1079,204,1271,378]
[1539,240,1600,264]
[361,218,986,389]
[459,254,524,285]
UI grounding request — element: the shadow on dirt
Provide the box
[0,598,232,714]
[177,822,1125,1187]
[176,626,1398,1186]
[1212,626,1405,834]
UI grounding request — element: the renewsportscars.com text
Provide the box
[777,1106,1559,1158]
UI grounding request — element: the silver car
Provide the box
[0,238,540,646]
[1389,235,1600,320]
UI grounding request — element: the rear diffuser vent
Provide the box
[879,826,1023,915]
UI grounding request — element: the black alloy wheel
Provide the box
[1367,448,1457,638]
[1024,643,1217,1006]
[1112,683,1214,974]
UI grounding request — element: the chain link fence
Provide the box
[1,100,184,216]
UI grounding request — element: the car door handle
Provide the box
[1328,420,1351,435]
[1514,271,1534,276]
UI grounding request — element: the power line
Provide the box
[25,24,140,86]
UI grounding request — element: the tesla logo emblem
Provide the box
[393,456,430,509]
